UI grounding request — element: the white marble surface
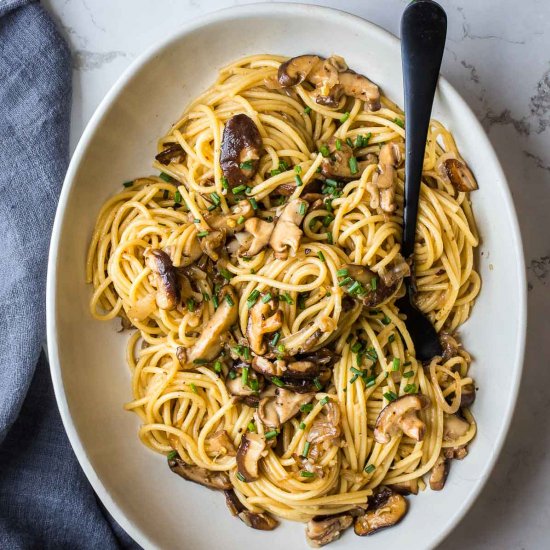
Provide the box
[43,0,550,548]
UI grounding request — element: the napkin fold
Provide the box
[0,1,138,547]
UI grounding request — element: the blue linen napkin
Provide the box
[0,1,139,547]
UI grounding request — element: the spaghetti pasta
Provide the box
[87,54,479,544]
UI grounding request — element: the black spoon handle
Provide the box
[400,0,447,259]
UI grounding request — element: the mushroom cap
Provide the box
[247,296,283,355]
[374,394,430,444]
[438,152,478,192]
[269,199,308,259]
[220,114,263,187]
[354,488,408,536]
[341,263,401,308]
[236,432,266,482]
[155,142,185,165]
[429,453,450,491]
[305,513,354,547]
[168,456,232,490]
[144,248,180,310]
[278,54,321,87]
[224,489,279,530]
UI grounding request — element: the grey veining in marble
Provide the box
[41,0,550,548]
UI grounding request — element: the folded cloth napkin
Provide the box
[0,1,139,547]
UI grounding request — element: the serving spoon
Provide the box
[396,0,447,361]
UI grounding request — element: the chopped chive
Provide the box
[384,391,398,402]
[270,332,281,346]
[190,383,198,394]
[351,342,362,353]
[388,334,395,343]
[159,172,174,182]
[317,251,326,263]
[355,135,363,148]
[319,396,329,406]
[207,204,217,211]
[299,202,307,215]
[404,384,417,394]
[300,471,315,478]
[302,441,311,457]
[228,370,237,379]
[219,268,232,280]
[299,422,306,430]
[369,309,381,315]
[236,472,246,482]
[241,367,249,387]
[280,292,294,305]
[262,293,272,303]
[322,215,334,227]
[393,118,405,128]
[247,289,261,308]
[212,295,219,309]
[265,430,279,440]
[214,361,222,373]
[123,180,134,188]
[340,112,350,123]
[237,215,245,224]
[197,231,209,237]
[335,139,342,151]
[392,357,401,371]
[243,346,251,361]
[371,277,378,290]
[346,137,354,148]
[277,343,285,353]
[403,370,415,379]
[270,169,282,177]
[210,192,221,205]
[232,184,246,194]
[225,294,234,307]
[193,218,201,223]
[271,377,284,388]
[279,160,289,171]
[326,232,333,244]
[294,165,302,174]
[304,106,312,114]
[248,197,258,210]
[193,358,208,365]
[319,144,330,157]
[239,161,254,170]
[364,132,372,144]
[313,377,322,390]
[337,268,349,277]
[381,315,391,325]
[294,174,303,187]
[365,376,377,388]
[167,450,179,461]
[338,276,353,287]
[221,176,229,190]
[187,298,195,312]
[347,281,363,295]
[174,190,183,204]
[349,156,359,174]
[366,348,378,362]
[350,374,359,384]
[350,367,362,375]
[249,378,259,392]
[365,464,376,474]
[300,403,314,413]
[325,178,338,187]
[247,422,256,432]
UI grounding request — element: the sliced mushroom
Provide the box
[278,55,381,111]
[438,152,478,192]
[388,478,419,496]
[224,490,279,530]
[320,137,375,181]
[247,295,283,355]
[168,456,231,490]
[460,383,476,407]
[205,430,237,457]
[379,142,403,167]
[341,263,401,308]
[440,332,460,362]
[258,388,315,428]
[226,366,264,397]
[429,453,450,491]
[187,285,238,363]
[239,217,274,257]
[144,249,180,310]
[236,432,266,482]
[443,445,468,460]
[443,413,470,441]
[269,199,308,259]
[305,513,354,548]
[374,394,430,444]
[220,114,263,187]
[198,229,226,261]
[204,199,254,235]
[379,253,411,288]
[367,142,402,214]
[354,488,408,536]
[307,402,341,446]
[252,355,286,377]
[155,142,185,165]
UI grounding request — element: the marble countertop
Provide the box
[43,0,550,548]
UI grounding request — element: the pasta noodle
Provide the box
[86,54,479,542]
